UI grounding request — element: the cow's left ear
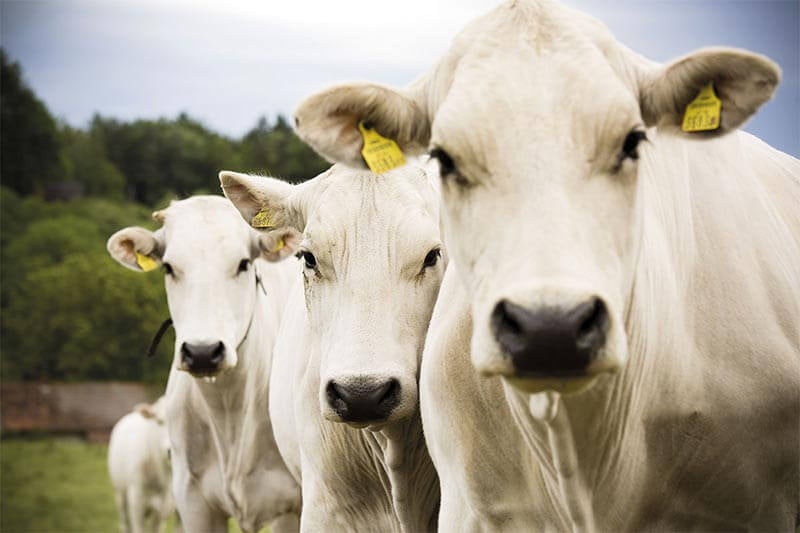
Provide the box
[640,47,781,136]
[107,226,163,272]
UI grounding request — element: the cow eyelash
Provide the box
[430,148,470,187]
[237,259,250,274]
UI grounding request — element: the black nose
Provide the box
[181,341,225,374]
[490,297,609,376]
[325,377,400,423]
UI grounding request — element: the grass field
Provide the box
[1,436,248,532]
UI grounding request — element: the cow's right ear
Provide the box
[220,171,304,230]
[107,227,163,272]
[293,82,430,168]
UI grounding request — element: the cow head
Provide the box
[291,1,780,394]
[221,164,444,426]
[107,196,292,378]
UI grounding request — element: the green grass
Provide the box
[1,436,250,532]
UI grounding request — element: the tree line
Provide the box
[0,50,329,382]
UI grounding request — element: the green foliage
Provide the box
[0,51,68,196]
[239,115,329,182]
[60,125,126,199]
[0,189,172,382]
[3,253,173,381]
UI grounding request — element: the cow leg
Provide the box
[127,487,149,533]
[172,472,227,533]
[114,489,130,533]
[270,512,300,533]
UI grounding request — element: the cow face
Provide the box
[221,164,444,426]
[107,196,290,378]
[291,2,780,394]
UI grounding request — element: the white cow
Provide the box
[107,196,302,533]
[108,397,174,533]
[292,1,800,529]
[220,163,443,532]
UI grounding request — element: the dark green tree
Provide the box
[0,50,67,195]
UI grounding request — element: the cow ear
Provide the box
[640,47,780,136]
[220,171,304,230]
[107,227,163,272]
[293,82,430,168]
[256,227,302,263]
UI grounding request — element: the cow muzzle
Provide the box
[324,376,401,425]
[180,340,226,376]
[486,293,622,394]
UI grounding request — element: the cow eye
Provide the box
[299,251,317,270]
[621,129,647,161]
[237,259,250,274]
[162,263,174,276]
[430,148,469,187]
[422,248,441,269]
[430,148,455,175]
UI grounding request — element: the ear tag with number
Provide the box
[359,121,406,174]
[251,209,274,229]
[682,82,722,132]
[135,252,159,272]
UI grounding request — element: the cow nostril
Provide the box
[209,341,225,364]
[575,297,608,352]
[491,299,528,352]
[180,342,192,364]
[379,379,399,405]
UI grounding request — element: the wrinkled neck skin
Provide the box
[299,335,439,533]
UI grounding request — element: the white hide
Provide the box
[221,163,443,532]
[108,397,174,533]
[292,0,800,529]
[107,196,301,533]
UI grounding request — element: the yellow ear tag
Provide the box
[682,82,722,132]
[270,238,285,253]
[358,121,406,174]
[251,209,274,229]
[135,252,159,272]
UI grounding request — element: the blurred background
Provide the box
[1,0,797,531]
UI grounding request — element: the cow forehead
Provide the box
[301,166,440,263]
[429,2,640,169]
[161,196,252,260]
[433,49,638,172]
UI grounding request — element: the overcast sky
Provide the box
[2,0,798,156]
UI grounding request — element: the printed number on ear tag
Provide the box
[359,121,406,174]
[682,82,721,132]
[251,209,274,229]
[135,252,159,272]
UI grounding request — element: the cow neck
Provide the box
[504,382,629,532]
[362,416,440,532]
